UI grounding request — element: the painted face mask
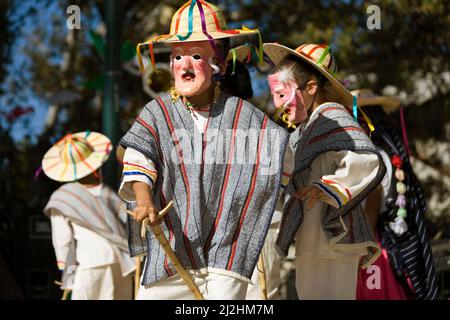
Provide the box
[170,42,219,97]
[268,72,308,125]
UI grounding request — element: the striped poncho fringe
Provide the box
[372,112,439,300]
[276,103,386,267]
[120,92,288,285]
[43,182,129,251]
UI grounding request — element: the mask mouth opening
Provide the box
[181,70,196,82]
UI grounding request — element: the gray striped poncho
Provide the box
[43,182,129,250]
[120,92,288,285]
[43,182,131,287]
[277,103,386,267]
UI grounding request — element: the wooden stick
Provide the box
[257,252,268,300]
[134,256,142,299]
[61,289,70,300]
[55,280,71,300]
[127,201,204,300]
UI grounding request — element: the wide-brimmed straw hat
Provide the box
[263,43,353,106]
[351,88,402,114]
[137,0,260,72]
[42,131,112,182]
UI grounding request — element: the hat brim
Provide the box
[263,43,354,106]
[357,96,402,114]
[42,132,112,182]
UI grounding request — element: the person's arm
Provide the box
[118,147,158,201]
[118,147,158,224]
[130,181,158,224]
[49,210,74,271]
[295,151,380,209]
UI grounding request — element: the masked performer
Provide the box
[264,43,386,299]
[42,131,135,300]
[118,0,288,300]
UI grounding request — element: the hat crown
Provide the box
[294,43,337,74]
[58,135,94,165]
[170,0,228,37]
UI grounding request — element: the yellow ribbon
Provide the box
[242,26,263,65]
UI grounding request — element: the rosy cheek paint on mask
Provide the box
[171,42,215,97]
[268,73,307,124]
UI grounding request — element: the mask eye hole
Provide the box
[279,94,285,98]
[175,55,182,61]
[192,54,202,60]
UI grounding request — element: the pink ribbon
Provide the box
[399,106,411,158]
[196,0,225,65]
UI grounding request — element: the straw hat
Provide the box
[42,131,112,182]
[263,43,353,106]
[157,0,257,43]
[137,0,260,71]
[351,88,402,114]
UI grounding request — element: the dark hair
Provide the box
[216,38,231,63]
[221,60,253,100]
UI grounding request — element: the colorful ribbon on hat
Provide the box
[230,48,237,75]
[201,1,240,35]
[358,107,375,132]
[242,26,263,65]
[351,95,375,133]
[352,95,358,120]
[196,0,224,65]
[316,46,330,67]
[176,0,196,41]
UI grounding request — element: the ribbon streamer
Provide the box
[242,26,263,65]
[231,48,237,75]
[196,0,224,65]
[399,106,411,158]
[352,95,358,121]
[358,107,375,132]
[176,0,196,41]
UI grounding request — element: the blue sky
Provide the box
[0,1,102,144]
[1,1,62,143]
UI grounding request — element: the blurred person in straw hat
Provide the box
[118,0,288,300]
[263,42,387,299]
[352,89,438,300]
[42,131,135,300]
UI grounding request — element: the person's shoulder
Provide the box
[49,182,77,198]
[224,95,266,119]
[317,102,352,119]
[141,92,173,111]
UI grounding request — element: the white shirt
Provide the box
[50,184,133,273]
[292,103,381,258]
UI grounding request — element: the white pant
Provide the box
[71,263,133,300]
[246,222,282,300]
[137,272,248,300]
[295,256,360,300]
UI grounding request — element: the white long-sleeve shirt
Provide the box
[49,184,133,273]
[295,150,380,258]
